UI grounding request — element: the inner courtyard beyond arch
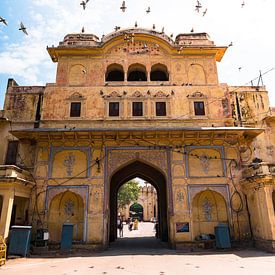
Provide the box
[109,160,169,243]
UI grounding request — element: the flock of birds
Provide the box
[0,0,246,37]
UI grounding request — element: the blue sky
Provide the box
[1,0,275,108]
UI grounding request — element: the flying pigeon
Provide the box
[146,7,151,14]
[0,16,8,26]
[81,26,85,33]
[120,1,126,12]
[19,22,28,35]
[152,24,156,30]
[202,8,207,16]
[80,0,86,10]
[195,0,202,12]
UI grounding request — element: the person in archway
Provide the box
[117,216,124,237]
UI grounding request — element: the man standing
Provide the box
[117,216,124,237]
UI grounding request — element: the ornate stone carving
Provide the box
[202,197,212,221]
[131,91,143,97]
[199,153,210,174]
[109,91,121,98]
[187,91,206,98]
[154,91,167,98]
[66,92,86,101]
[63,153,76,176]
[176,191,184,202]
[64,199,74,216]
[108,149,167,177]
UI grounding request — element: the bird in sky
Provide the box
[135,21,138,27]
[238,67,242,71]
[202,8,207,16]
[152,24,156,30]
[0,16,8,26]
[241,1,245,8]
[195,0,202,13]
[170,34,173,38]
[228,41,233,47]
[161,27,165,33]
[120,1,127,12]
[114,26,120,31]
[146,7,151,14]
[190,27,194,32]
[19,22,28,35]
[81,26,85,33]
[80,0,87,10]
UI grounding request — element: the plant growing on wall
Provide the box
[117,180,141,209]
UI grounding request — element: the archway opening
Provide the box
[150,64,169,81]
[106,64,124,81]
[127,64,147,81]
[129,202,144,221]
[109,161,168,243]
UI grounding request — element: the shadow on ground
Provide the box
[25,236,274,260]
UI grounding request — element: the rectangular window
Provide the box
[132,102,143,116]
[5,140,19,165]
[109,102,119,116]
[156,102,166,116]
[70,102,81,117]
[194,101,205,116]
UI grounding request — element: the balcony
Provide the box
[0,165,35,185]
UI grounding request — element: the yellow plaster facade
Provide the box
[0,28,274,252]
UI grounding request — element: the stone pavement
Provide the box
[1,222,275,275]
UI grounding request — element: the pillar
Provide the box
[0,192,14,239]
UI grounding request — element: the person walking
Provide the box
[117,216,124,237]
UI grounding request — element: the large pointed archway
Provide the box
[109,161,168,243]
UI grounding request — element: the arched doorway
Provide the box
[48,190,84,242]
[192,189,228,239]
[129,202,144,221]
[109,161,168,243]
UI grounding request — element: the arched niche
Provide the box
[192,189,228,238]
[106,63,124,81]
[48,190,84,242]
[68,64,87,86]
[150,63,169,81]
[127,63,147,81]
[187,64,206,85]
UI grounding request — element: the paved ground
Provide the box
[1,222,275,275]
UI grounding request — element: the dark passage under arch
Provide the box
[109,161,168,243]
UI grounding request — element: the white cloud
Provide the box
[0,0,275,106]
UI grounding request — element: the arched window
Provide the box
[106,64,124,81]
[127,64,147,81]
[150,64,169,81]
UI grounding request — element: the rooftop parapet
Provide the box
[59,33,100,47]
[175,33,214,46]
